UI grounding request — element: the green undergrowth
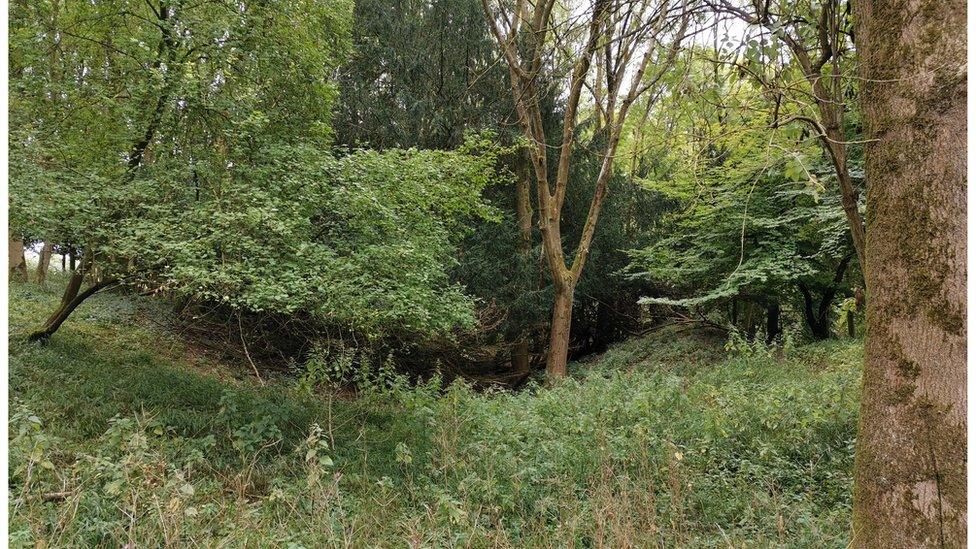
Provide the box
[9,280,862,547]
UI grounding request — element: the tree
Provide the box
[851,0,966,544]
[334,0,509,151]
[707,0,867,271]
[481,0,691,379]
[8,232,27,283]
[10,0,351,340]
[35,243,53,284]
[625,55,858,340]
[334,0,542,373]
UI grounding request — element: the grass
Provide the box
[9,278,863,547]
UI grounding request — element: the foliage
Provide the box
[9,0,514,342]
[10,0,353,245]
[334,0,510,150]
[126,141,506,340]
[624,56,859,336]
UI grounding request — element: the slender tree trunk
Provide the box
[8,231,27,282]
[511,341,530,375]
[546,281,575,378]
[765,301,780,344]
[512,154,534,375]
[35,242,52,283]
[743,302,758,341]
[68,251,76,271]
[814,88,866,272]
[852,0,966,545]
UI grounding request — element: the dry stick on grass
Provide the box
[238,313,265,386]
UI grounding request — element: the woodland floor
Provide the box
[9,277,862,547]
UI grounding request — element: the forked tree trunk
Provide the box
[852,0,966,545]
[482,0,688,382]
[28,274,116,342]
[35,242,53,283]
[27,252,116,342]
[799,283,831,340]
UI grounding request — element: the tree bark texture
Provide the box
[546,281,574,379]
[512,154,534,376]
[852,0,966,545]
[35,242,53,283]
[8,231,27,282]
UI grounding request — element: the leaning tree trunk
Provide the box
[852,0,966,546]
[27,252,116,342]
[28,277,116,342]
[35,242,52,283]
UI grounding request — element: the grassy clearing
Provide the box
[9,281,861,547]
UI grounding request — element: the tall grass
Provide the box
[9,283,861,547]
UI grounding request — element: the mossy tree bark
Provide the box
[852,0,966,545]
[8,231,27,282]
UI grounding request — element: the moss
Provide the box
[896,358,921,380]
[884,383,915,405]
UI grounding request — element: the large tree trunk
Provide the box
[35,242,53,283]
[8,232,27,282]
[545,282,575,379]
[852,0,966,545]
